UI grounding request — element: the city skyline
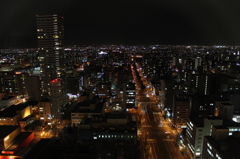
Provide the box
[1,43,240,158]
[1,0,240,48]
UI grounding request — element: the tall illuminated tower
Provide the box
[36,14,67,123]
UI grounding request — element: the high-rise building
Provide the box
[188,74,211,95]
[36,14,65,89]
[36,14,68,124]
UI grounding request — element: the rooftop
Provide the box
[25,138,95,159]
[0,101,37,117]
[106,112,127,119]
[73,100,104,113]
[20,115,35,121]
[221,103,233,106]
[0,126,19,139]
[0,106,17,117]
[0,96,16,100]
[0,65,23,72]
[4,132,33,151]
[213,125,228,129]
[223,119,240,127]
[205,135,240,159]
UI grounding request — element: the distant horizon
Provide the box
[1,38,240,50]
[1,36,240,49]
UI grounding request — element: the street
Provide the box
[132,62,185,159]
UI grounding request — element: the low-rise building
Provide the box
[77,112,137,140]
[0,126,34,158]
[0,96,17,109]
[38,99,51,126]
[0,101,35,126]
[19,115,36,130]
[71,98,105,126]
[0,126,21,151]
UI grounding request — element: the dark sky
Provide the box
[1,0,240,48]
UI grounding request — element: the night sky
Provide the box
[1,0,240,48]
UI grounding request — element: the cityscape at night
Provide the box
[1,1,240,159]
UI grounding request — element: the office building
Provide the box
[173,95,190,128]
[188,74,211,95]
[186,116,223,158]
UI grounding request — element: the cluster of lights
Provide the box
[50,79,58,83]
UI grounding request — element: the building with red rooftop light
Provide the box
[36,14,68,124]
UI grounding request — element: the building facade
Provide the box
[173,95,190,128]
[0,71,26,97]
[186,117,223,158]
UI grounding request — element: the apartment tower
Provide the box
[36,14,67,124]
